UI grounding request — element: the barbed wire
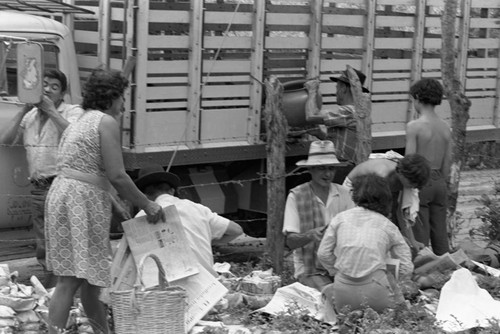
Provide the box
[0,160,498,246]
[0,153,498,201]
[0,115,497,149]
[0,168,313,199]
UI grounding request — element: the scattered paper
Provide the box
[122,205,199,283]
[171,264,228,331]
[471,260,500,278]
[255,282,323,320]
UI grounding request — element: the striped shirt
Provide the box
[20,102,83,179]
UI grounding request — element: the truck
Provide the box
[1,0,499,233]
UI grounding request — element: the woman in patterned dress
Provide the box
[45,68,165,334]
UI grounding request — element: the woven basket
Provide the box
[111,253,187,334]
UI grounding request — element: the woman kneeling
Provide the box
[317,174,413,313]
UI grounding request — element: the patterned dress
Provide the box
[45,110,112,287]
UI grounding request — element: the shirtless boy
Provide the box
[405,78,451,255]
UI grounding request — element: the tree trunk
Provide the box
[441,0,472,247]
[346,65,372,163]
[264,76,287,274]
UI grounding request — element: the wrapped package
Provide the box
[240,269,281,296]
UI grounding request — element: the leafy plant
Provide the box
[475,274,500,300]
[470,180,500,242]
[199,327,229,334]
[336,303,446,334]
[241,301,332,334]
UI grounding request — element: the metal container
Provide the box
[282,79,322,127]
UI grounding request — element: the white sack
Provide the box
[436,268,500,332]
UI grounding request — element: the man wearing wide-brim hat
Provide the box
[283,140,354,292]
[134,164,243,277]
[306,68,370,166]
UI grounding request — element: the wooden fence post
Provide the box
[442,0,471,248]
[263,75,287,274]
[346,65,372,163]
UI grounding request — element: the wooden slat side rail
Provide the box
[68,0,500,152]
[307,0,323,79]
[186,0,203,149]
[133,0,150,152]
[363,0,375,90]
[409,0,426,122]
[248,0,265,144]
[458,0,472,87]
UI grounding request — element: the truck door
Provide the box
[0,40,61,229]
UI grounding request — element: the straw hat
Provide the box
[134,164,181,191]
[330,69,370,93]
[296,141,344,167]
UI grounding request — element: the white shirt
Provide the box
[136,194,230,277]
[20,102,83,179]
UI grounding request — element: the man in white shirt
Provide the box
[134,164,243,277]
[0,69,83,287]
[283,141,354,292]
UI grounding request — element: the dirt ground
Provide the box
[2,168,499,287]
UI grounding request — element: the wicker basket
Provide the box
[111,253,187,334]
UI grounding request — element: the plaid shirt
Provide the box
[317,206,414,279]
[293,182,325,275]
[283,182,354,277]
[323,105,357,163]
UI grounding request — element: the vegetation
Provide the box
[206,250,500,334]
[470,180,500,242]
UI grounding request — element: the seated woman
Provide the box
[317,174,413,313]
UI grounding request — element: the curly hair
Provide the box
[409,78,443,106]
[81,68,129,111]
[396,154,430,189]
[44,69,67,93]
[351,174,392,217]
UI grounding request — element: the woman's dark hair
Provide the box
[351,174,392,217]
[396,154,430,189]
[44,69,67,93]
[81,68,129,111]
[409,78,443,106]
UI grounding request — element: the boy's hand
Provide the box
[36,95,56,114]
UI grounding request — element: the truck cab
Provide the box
[0,11,82,228]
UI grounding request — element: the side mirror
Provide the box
[17,42,44,104]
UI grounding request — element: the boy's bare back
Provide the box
[348,158,396,179]
[406,114,451,175]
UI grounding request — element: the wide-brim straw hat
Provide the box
[134,164,181,191]
[296,141,346,167]
[330,69,370,93]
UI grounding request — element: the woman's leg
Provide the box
[48,276,83,334]
[80,281,109,334]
